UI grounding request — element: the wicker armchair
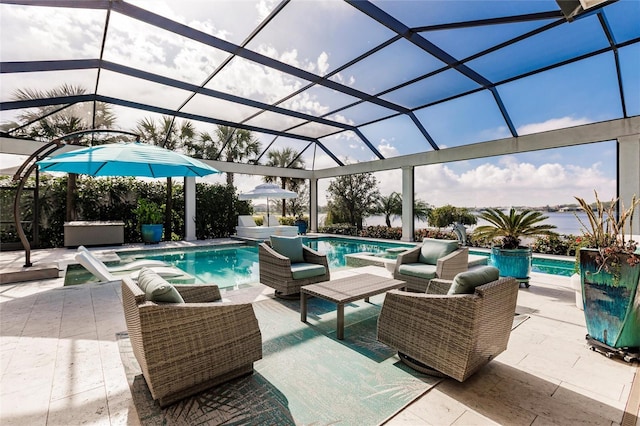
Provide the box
[394,238,469,292]
[377,275,519,382]
[121,276,263,407]
[259,240,329,297]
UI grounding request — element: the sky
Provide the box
[1,0,638,209]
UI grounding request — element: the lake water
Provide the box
[323,211,589,236]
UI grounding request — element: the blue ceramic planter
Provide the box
[295,220,307,235]
[580,248,640,349]
[490,247,532,281]
[141,224,163,244]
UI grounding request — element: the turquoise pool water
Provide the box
[68,238,575,289]
[119,238,415,289]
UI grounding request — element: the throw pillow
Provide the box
[270,235,305,263]
[137,268,185,303]
[447,266,500,295]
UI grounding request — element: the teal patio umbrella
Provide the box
[37,142,220,177]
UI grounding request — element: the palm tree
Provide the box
[264,148,306,217]
[377,192,432,227]
[12,84,116,222]
[376,192,402,227]
[184,125,260,186]
[474,208,557,249]
[134,116,195,240]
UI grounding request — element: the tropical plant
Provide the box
[264,147,306,217]
[11,84,118,222]
[133,199,164,224]
[184,125,261,186]
[375,192,432,227]
[574,191,640,274]
[326,172,380,231]
[473,208,557,249]
[376,192,401,227]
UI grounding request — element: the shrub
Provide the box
[319,223,358,236]
[531,234,577,256]
[414,228,458,241]
[359,226,402,240]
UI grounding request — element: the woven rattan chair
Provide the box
[394,238,469,292]
[377,275,519,382]
[121,276,263,407]
[259,240,329,297]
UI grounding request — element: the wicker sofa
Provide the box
[378,267,519,382]
[121,274,263,407]
[258,236,329,297]
[394,238,469,292]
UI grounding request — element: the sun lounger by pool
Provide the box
[267,216,298,236]
[77,246,168,272]
[74,250,185,283]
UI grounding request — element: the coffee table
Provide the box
[300,273,406,340]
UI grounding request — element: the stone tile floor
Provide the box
[1,243,638,425]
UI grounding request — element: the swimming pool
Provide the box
[117,237,416,289]
[66,238,576,289]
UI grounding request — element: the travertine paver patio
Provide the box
[0,244,638,425]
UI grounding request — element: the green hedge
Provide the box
[0,176,252,248]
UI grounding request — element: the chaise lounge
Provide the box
[121,269,263,407]
[235,215,298,239]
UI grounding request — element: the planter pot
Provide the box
[580,248,640,349]
[295,220,308,235]
[141,224,163,244]
[490,246,532,282]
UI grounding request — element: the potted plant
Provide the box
[294,215,308,235]
[133,199,164,244]
[574,191,639,353]
[473,208,557,287]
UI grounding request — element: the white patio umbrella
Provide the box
[238,183,297,224]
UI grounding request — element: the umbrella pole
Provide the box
[266,197,270,226]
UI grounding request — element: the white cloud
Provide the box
[413,160,615,207]
[377,142,399,158]
[317,52,330,76]
[518,116,591,136]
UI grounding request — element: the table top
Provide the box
[301,273,406,304]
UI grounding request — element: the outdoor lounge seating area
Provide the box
[1,244,638,425]
[235,215,298,239]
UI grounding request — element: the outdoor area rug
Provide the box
[118,294,529,425]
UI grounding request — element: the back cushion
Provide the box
[238,215,257,227]
[419,238,460,264]
[270,235,305,263]
[447,266,500,295]
[137,268,185,303]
